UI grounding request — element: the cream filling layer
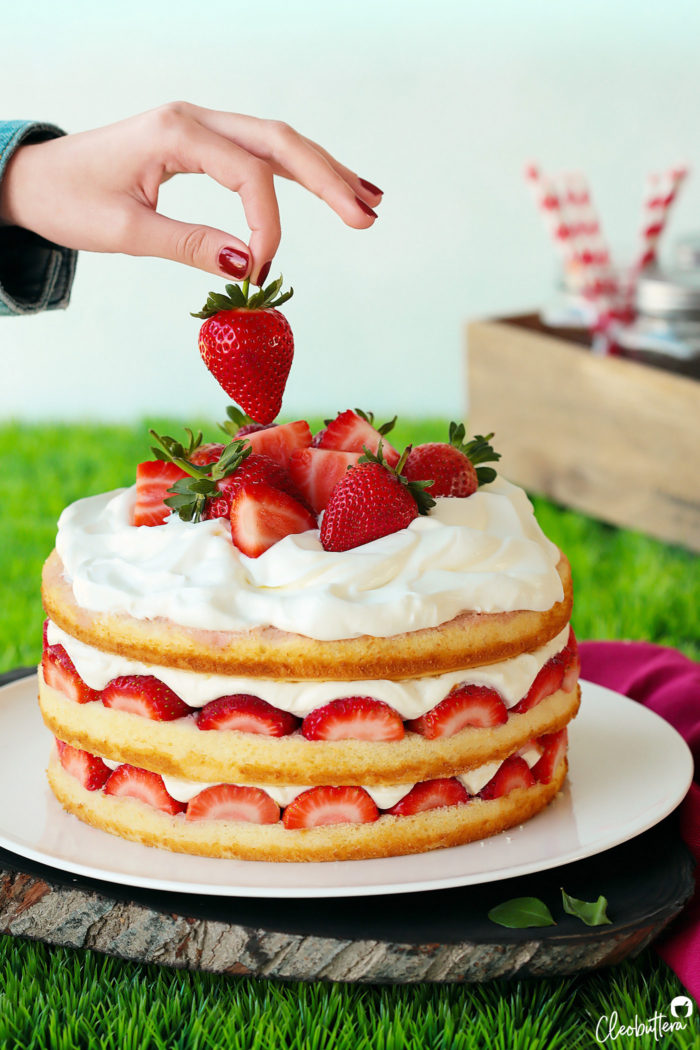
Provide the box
[54,477,564,641]
[47,622,570,719]
[99,745,544,808]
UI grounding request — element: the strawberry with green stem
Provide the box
[320,443,435,552]
[150,426,310,524]
[149,428,253,523]
[192,277,294,425]
[403,424,500,497]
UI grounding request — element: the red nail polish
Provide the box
[355,197,378,219]
[359,178,383,197]
[257,260,272,287]
[218,247,249,278]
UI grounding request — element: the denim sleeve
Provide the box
[0,120,77,316]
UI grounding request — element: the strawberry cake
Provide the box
[38,407,580,863]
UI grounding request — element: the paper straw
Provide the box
[525,164,586,291]
[635,165,688,271]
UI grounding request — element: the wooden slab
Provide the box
[467,314,700,552]
[0,818,693,984]
[0,666,694,984]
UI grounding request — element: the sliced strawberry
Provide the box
[408,685,508,739]
[512,659,566,714]
[479,756,536,799]
[282,786,379,829]
[101,675,192,721]
[561,628,580,692]
[243,420,312,467]
[103,764,186,815]
[236,422,276,438]
[43,618,50,649]
[133,460,188,526]
[202,452,309,520]
[319,409,400,467]
[57,741,111,791]
[42,645,100,704]
[288,447,363,514]
[301,697,404,741]
[230,481,317,557]
[386,778,469,816]
[186,784,280,824]
[196,694,299,736]
[189,441,225,466]
[532,729,568,784]
[311,427,326,447]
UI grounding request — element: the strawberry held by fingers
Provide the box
[192,277,294,425]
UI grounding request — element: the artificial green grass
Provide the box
[0,937,698,1050]
[0,418,698,1050]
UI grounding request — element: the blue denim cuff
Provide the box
[0,121,77,316]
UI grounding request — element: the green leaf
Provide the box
[263,275,283,301]
[476,466,497,486]
[449,421,466,447]
[561,889,612,927]
[226,405,250,426]
[488,897,556,928]
[463,432,501,466]
[377,415,398,436]
[192,276,292,317]
[274,287,294,308]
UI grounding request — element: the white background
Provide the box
[2,0,699,422]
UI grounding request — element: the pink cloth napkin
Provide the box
[579,640,700,1000]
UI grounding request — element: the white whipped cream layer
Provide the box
[47,622,570,718]
[100,745,543,808]
[54,477,564,642]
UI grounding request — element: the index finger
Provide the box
[184,108,379,229]
[174,118,281,284]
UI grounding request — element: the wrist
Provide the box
[0,146,26,225]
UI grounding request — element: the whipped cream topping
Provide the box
[54,477,564,641]
[47,621,570,718]
[99,745,543,808]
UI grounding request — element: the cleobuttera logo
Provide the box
[595,1002,693,1044]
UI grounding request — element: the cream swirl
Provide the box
[55,476,563,641]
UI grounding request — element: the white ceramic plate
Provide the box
[0,676,692,898]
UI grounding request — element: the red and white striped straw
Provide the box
[635,165,688,272]
[560,171,616,304]
[524,161,691,345]
[524,164,583,288]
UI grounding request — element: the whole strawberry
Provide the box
[403,424,500,497]
[320,446,434,552]
[192,277,294,425]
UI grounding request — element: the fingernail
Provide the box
[218,247,249,278]
[256,260,272,287]
[355,196,378,219]
[359,178,383,197]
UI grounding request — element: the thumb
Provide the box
[122,207,252,280]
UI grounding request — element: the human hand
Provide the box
[0,103,383,284]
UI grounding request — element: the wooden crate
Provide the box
[467,314,700,552]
